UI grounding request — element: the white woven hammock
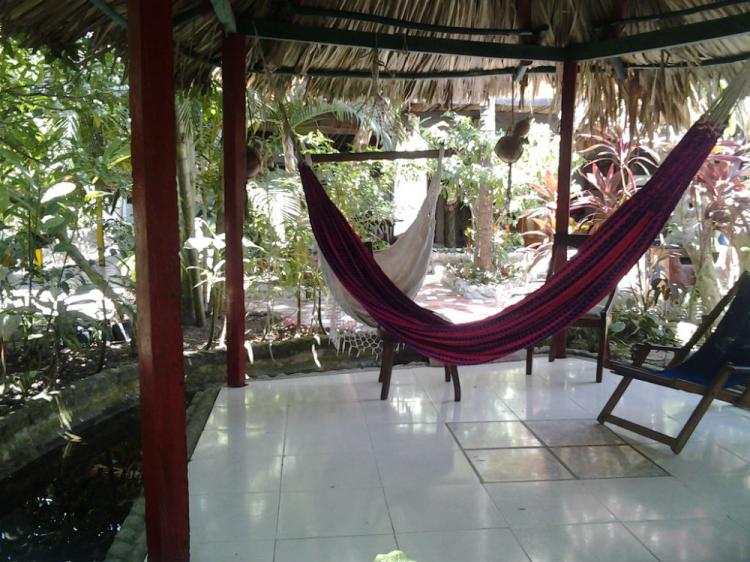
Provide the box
[319,149,444,350]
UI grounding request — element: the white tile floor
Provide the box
[189,358,750,562]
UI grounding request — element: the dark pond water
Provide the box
[0,409,143,562]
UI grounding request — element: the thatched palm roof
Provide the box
[2,0,750,130]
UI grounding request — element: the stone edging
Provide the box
[103,385,221,562]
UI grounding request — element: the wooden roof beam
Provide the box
[88,0,127,28]
[609,0,750,28]
[88,0,220,30]
[287,4,543,38]
[239,19,566,62]
[512,0,533,82]
[249,65,557,80]
[210,0,236,32]
[249,51,750,81]
[570,11,750,61]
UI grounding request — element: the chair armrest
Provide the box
[729,365,750,377]
[638,343,683,352]
[631,342,682,366]
[609,360,652,378]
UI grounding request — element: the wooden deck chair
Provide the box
[526,233,617,382]
[598,271,750,454]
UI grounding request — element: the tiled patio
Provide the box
[189,358,750,562]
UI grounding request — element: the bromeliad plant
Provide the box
[576,126,660,231]
[518,169,586,270]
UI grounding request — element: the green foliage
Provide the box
[0,37,131,266]
[249,93,405,150]
[422,112,501,206]
[0,38,132,398]
[609,303,678,357]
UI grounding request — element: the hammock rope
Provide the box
[300,63,750,365]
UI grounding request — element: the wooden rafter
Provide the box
[239,19,566,62]
[288,4,542,37]
[249,65,557,80]
[240,14,750,64]
[87,0,127,28]
[299,149,456,164]
[248,51,750,81]
[570,11,750,61]
[611,0,750,27]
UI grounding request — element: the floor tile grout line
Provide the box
[450,416,674,481]
[365,386,400,552]
[272,398,290,562]
[506,525,535,562]
[445,421,487,484]
[619,519,663,561]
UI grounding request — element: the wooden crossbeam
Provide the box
[249,65,557,80]
[307,149,455,163]
[239,19,566,62]
[88,0,127,28]
[210,0,237,32]
[274,149,455,165]
[249,51,750,81]
[241,15,750,64]
[289,4,541,37]
[628,51,750,68]
[612,0,750,27]
[570,11,750,61]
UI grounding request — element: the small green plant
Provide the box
[446,262,498,285]
[608,303,678,358]
[374,551,416,562]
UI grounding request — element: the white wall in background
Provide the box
[393,132,428,236]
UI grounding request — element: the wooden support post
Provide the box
[126,0,189,560]
[551,59,577,359]
[223,33,247,387]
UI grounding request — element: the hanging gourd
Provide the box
[494,117,531,163]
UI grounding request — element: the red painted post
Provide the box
[552,59,577,359]
[223,34,248,387]
[127,0,189,560]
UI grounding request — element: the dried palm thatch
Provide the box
[1,0,749,132]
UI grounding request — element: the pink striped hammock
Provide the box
[300,69,749,365]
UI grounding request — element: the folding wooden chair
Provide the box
[526,233,616,382]
[598,271,750,454]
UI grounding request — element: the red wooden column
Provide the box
[551,59,578,359]
[127,0,189,560]
[223,34,248,387]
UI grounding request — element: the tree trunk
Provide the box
[205,180,226,349]
[176,119,206,327]
[476,96,495,271]
[732,231,750,274]
[352,125,373,150]
[56,230,130,325]
[678,197,721,316]
[445,197,458,248]
[282,130,297,172]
